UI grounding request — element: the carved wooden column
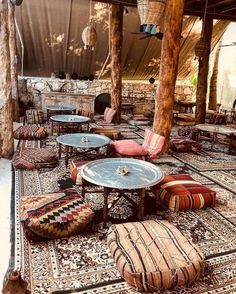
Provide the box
[110,4,123,123]
[0,0,14,158]
[8,1,19,121]
[153,0,184,153]
[195,17,213,123]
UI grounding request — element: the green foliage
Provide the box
[189,74,198,87]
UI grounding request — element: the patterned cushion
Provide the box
[156,174,216,212]
[20,188,94,242]
[13,125,48,140]
[25,109,44,124]
[104,107,116,123]
[107,220,204,292]
[90,127,121,140]
[12,148,58,170]
[142,128,165,158]
[69,159,89,185]
[110,139,147,157]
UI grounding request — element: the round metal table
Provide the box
[50,114,90,135]
[80,158,164,224]
[56,133,111,166]
[46,104,76,120]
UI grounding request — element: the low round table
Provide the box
[50,114,90,135]
[196,124,236,153]
[80,158,164,225]
[46,104,76,120]
[56,133,111,166]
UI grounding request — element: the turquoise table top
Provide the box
[50,115,90,123]
[56,133,111,148]
[46,105,76,111]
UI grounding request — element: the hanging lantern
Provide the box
[137,0,166,33]
[195,38,208,60]
[10,0,23,5]
[82,24,97,50]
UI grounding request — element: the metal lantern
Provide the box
[137,0,166,33]
[10,0,23,5]
[82,24,97,50]
[195,38,208,60]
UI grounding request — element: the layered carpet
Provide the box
[10,122,236,293]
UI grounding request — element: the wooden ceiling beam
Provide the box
[221,4,236,12]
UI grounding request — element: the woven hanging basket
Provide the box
[82,25,97,50]
[137,0,166,31]
[195,38,208,60]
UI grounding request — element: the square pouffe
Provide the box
[156,174,216,212]
[20,188,94,242]
[107,220,204,292]
[12,148,58,170]
[13,125,48,140]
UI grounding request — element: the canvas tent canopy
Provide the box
[15,0,229,80]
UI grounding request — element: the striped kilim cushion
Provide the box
[26,109,44,124]
[70,159,89,185]
[104,107,116,123]
[12,148,58,170]
[13,125,48,140]
[107,220,204,292]
[20,188,94,242]
[156,174,216,212]
[142,128,165,159]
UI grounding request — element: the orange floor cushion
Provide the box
[156,174,216,212]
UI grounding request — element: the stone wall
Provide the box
[18,77,194,114]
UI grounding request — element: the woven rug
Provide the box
[12,162,236,293]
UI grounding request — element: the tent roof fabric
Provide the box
[15,0,229,80]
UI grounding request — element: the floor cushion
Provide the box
[69,159,89,185]
[12,148,58,170]
[90,127,121,140]
[156,174,216,212]
[13,125,48,140]
[25,109,44,124]
[107,220,204,292]
[20,188,94,242]
[104,107,116,123]
[110,139,147,157]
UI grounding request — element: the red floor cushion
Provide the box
[69,159,89,185]
[107,220,204,292]
[13,125,48,140]
[156,174,216,212]
[20,188,94,242]
[12,148,58,170]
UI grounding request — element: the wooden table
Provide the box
[80,158,164,225]
[196,124,236,153]
[56,133,111,166]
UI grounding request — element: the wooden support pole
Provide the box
[8,1,20,122]
[153,0,184,153]
[208,40,222,111]
[0,0,14,158]
[110,4,123,123]
[195,17,213,123]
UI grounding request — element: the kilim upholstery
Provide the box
[25,109,44,124]
[70,159,89,185]
[104,107,117,123]
[156,174,216,212]
[13,125,48,140]
[20,188,94,242]
[90,127,121,140]
[12,148,58,170]
[107,220,204,292]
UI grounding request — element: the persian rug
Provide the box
[201,170,236,193]
[173,151,236,171]
[13,162,236,293]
